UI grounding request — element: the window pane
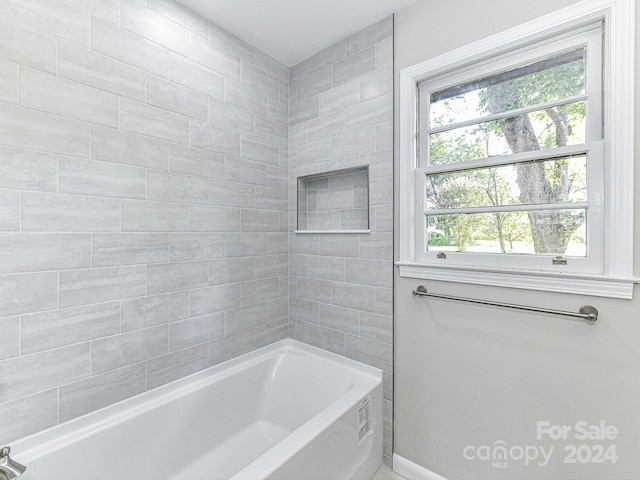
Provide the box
[429,49,586,128]
[426,209,586,256]
[429,102,586,165]
[425,156,587,210]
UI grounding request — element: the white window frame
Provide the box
[397,0,636,299]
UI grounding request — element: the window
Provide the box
[398,0,635,298]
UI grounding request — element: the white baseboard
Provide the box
[393,454,448,480]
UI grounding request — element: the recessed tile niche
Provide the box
[296,166,370,233]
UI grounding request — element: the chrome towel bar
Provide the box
[412,285,598,322]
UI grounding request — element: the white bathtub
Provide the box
[11,339,383,480]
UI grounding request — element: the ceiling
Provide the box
[177,0,421,67]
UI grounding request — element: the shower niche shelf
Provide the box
[295,165,370,234]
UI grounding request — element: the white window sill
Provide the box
[396,262,637,299]
[294,230,370,234]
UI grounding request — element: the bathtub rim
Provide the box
[10,338,383,467]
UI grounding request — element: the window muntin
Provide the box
[416,27,603,273]
[428,49,587,128]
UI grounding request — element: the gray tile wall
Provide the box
[288,17,394,465]
[0,0,289,442]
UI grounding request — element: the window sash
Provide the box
[418,27,603,170]
[415,27,603,273]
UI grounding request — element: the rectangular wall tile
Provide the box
[345,17,393,56]
[319,303,360,335]
[169,312,224,351]
[239,138,280,166]
[333,126,377,159]
[209,99,255,135]
[122,199,190,232]
[21,302,121,355]
[146,74,208,121]
[225,233,267,258]
[318,80,360,115]
[169,143,225,179]
[208,257,254,286]
[59,156,146,199]
[20,67,119,128]
[345,93,393,131]
[298,66,333,100]
[168,53,224,99]
[360,65,392,102]
[169,233,225,262]
[240,277,281,305]
[255,116,287,147]
[345,258,391,287]
[59,363,146,423]
[208,179,254,208]
[190,205,241,232]
[0,272,58,316]
[306,323,346,356]
[189,283,242,317]
[120,98,190,145]
[93,233,169,267]
[59,265,147,308]
[0,146,57,193]
[0,17,57,73]
[308,41,346,73]
[241,62,280,99]
[0,233,90,274]
[224,302,267,335]
[0,189,19,231]
[290,96,319,125]
[122,291,190,331]
[225,157,268,186]
[0,0,91,47]
[0,343,90,403]
[21,192,120,232]
[147,170,209,204]
[225,79,268,118]
[91,17,168,78]
[62,0,120,24]
[0,389,58,444]
[149,0,208,36]
[359,311,392,344]
[147,344,208,390]
[0,103,90,157]
[0,58,18,104]
[91,125,169,170]
[307,256,346,281]
[345,335,392,372]
[333,47,376,86]
[255,255,288,279]
[331,281,376,313]
[190,34,241,80]
[58,40,146,102]
[0,316,20,360]
[240,209,280,232]
[121,1,190,57]
[91,326,168,375]
[147,261,209,295]
[209,23,255,63]
[296,277,332,304]
[268,97,288,125]
[190,118,241,155]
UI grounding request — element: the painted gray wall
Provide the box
[288,17,394,465]
[0,0,289,442]
[393,0,640,478]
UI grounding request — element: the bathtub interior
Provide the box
[13,340,381,480]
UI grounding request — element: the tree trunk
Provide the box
[485,85,582,254]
